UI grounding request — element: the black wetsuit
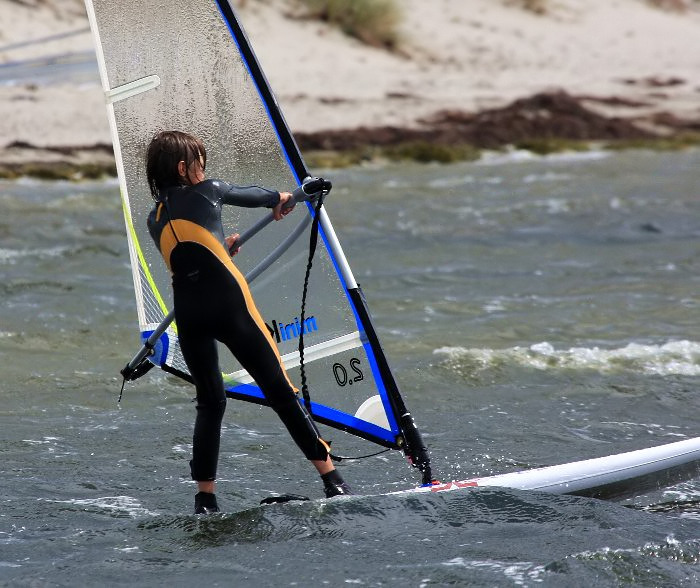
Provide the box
[147,179,329,481]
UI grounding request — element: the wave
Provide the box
[434,340,700,377]
[0,178,119,212]
[42,495,159,518]
[0,246,70,264]
[478,148,610,166]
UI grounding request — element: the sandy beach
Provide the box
[1,0,699,172]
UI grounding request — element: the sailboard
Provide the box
[401,437,700,501]
[83,0,432,484]
[262,437,700,504]
[84,0,700,500]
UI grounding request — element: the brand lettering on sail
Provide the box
[266,315,318,343]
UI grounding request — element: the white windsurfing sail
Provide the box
[84,0,432,483]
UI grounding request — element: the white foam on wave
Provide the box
[426,174,503,189]
[573,535,700,563]
[0,246,68,264]
[434,340,700,376]
[659,481,700,508]
[440,558,547,586]
[478,148,610,166]
[522,171,572,184]
[44,495,158,518]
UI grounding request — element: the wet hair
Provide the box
[145,130,207,201]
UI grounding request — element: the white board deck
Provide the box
[395,437,700,501]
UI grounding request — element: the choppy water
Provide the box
[2,149,700,586]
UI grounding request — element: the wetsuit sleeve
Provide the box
[217,181,280,208]
[146,205,162,252]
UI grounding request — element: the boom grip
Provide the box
[292,176,332,203]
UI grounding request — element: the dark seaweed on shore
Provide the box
[2,91,699,178]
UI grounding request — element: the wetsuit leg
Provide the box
[175,287,227,482]
[226,336,329,462]
[211,272,330,462]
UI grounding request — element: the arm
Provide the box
[221,182,293,221]
[217,180,281,208]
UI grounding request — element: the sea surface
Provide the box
[2,148,700,586]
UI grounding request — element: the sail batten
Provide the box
[228,332,364,385]
[106,75,161,104]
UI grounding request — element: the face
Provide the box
[178,153,205,185]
